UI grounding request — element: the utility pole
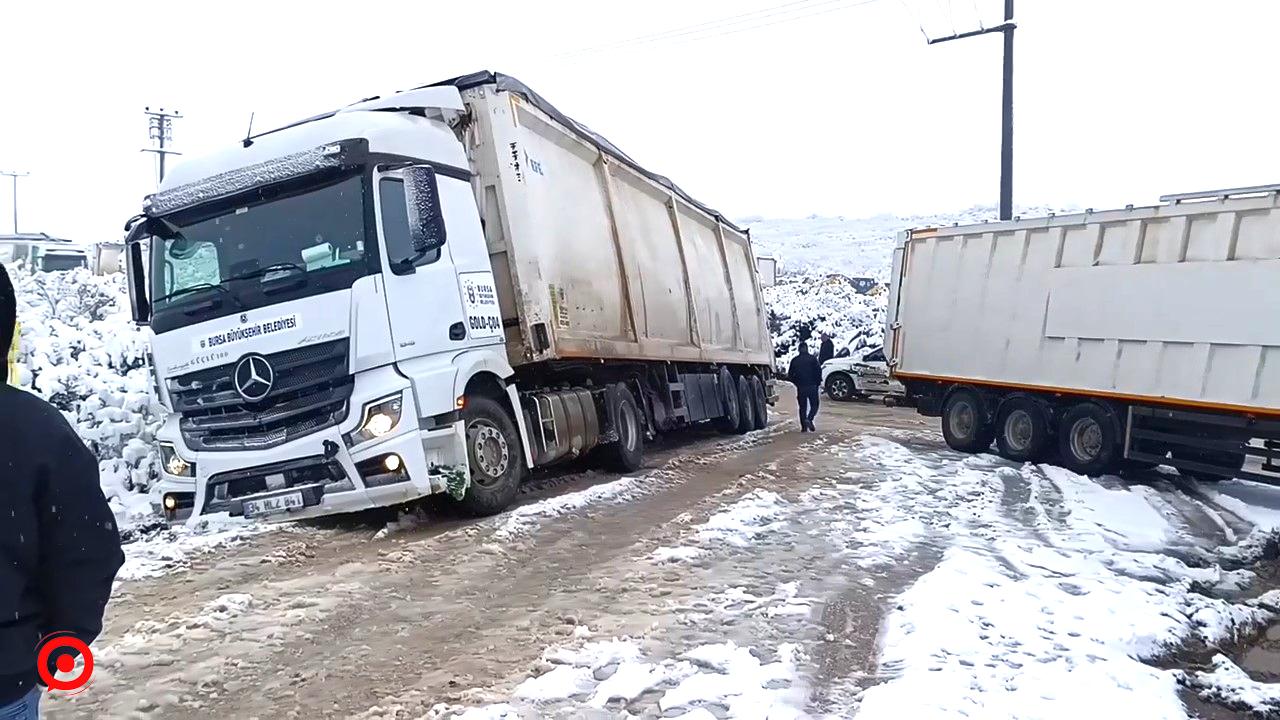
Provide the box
[0,170,28,233]
[142,107,183,184]
[928,0,1016,220]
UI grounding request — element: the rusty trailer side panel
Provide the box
[457,82,771,370]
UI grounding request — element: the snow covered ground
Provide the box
[400,429,1280,720]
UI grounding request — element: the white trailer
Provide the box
[124,72,772,523]
[887,185,1280,482]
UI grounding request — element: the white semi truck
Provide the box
[888,185,1280,482]
[124,72,773,523]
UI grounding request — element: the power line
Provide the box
[661,0,885,46]
[897,0,933,40]
[555,0,883,59]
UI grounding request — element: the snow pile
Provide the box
[445,634,804,719]
[763,273,886,370]
[116,514,276,582]
[492,474,650,542]
[6,264,161,528]
[849,442,1276,720]
[651,488,791,563]
[1182,654,1280,717]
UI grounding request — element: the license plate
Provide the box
[243,491,305,518]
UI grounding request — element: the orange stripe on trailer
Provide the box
[891,370,1280,419]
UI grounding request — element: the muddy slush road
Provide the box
[49,396,938,719]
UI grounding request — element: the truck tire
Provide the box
[452,396,523,516]
[995,397,1052,462]
[715,367,742,434]
[825,372,856,402]
[941,389,993,453]
[749,375,768,430]
[735,375,754,434]
[1057,402,1121,476]
[601,384,644,473]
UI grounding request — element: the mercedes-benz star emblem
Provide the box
[233,354,275,402]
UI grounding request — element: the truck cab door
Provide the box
[374,167,466,362]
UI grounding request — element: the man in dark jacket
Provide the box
[787,341,823,432]
[818,334,835,366]
[0,264,124,718]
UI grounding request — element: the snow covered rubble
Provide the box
[410,434,1280,719]
[6,264,268,578]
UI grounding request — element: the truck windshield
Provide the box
[149,173,367,313]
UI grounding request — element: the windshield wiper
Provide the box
[224,262,308,284]
[153,282,245,309]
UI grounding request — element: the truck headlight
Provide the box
[159,443,195,477]
[346,393,404,446]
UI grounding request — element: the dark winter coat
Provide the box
[818,338,835,365]
[787,351,823,389]
[1,343,124,701]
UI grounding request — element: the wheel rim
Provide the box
[948,400,976,440]
[469,420,510,484]
[618,400,638,451]
[833,377,850,398]
[1004,409,1034,452]
[1069,417,1104,462]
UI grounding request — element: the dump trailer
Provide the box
[123,71,773,524]
[887,185,1280,482]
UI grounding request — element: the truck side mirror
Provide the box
[124,221,151,324]
[404,165,447,254]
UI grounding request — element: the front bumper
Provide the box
[154,368,468,525]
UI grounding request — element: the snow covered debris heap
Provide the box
[763,273,886,372]
[6,264,159,528]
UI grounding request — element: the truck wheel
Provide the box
[1057,402,1121,476]
[735,375,754,434]
[749,375,768,430]
[825,373,855,402]
[715,367,742,434]
[452,397,523,516]
[941,389,993,453]
[601,384,644,473]
[995,397,1051,462]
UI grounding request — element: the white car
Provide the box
[821,345,905,402]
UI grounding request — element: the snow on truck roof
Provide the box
[155,71,743,234]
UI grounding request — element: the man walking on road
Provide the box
[0,264,125,719]
[788,341,822,432]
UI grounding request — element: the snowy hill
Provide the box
[750,206,1073,368]
[742,205,1069,279]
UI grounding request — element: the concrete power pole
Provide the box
[929,0,1016,221]
[0,170,28,233]
[142,107,183,184]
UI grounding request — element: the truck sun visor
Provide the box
[144,142,350,217]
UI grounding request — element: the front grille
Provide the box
[170,339,353,451]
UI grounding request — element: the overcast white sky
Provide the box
[2,0,1278,242]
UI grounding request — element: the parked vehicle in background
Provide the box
[822,345,905,403]
[0,233,88,272]
[123,72,773,524]
[887,184,1280,482]
[91,241,125,275]
[756,255,778,287]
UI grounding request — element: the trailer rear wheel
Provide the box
[941,389,993,453]
[996,397,1051,462]
[748,375,768,430]
[600,384,644,473]
[735,375,754,434]
[453,397,523,516]
[715,367,742,434]
[1057,403,1121,476]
